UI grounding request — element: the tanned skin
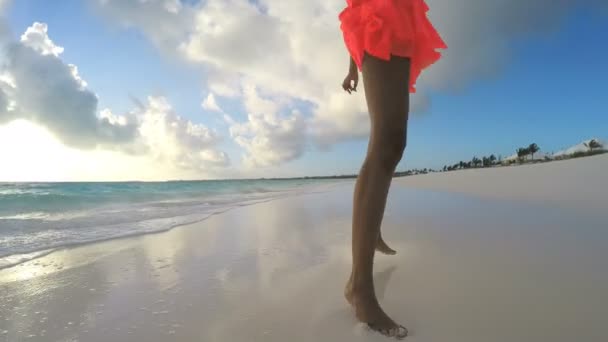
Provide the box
[342,53,409,339]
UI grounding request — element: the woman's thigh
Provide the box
[361,53,411,147]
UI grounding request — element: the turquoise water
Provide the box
[0,179,342,268]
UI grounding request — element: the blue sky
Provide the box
[1,0,606,180]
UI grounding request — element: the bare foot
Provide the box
[345,279,408,339]
[376,235,397,255]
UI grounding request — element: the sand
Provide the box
[1,154,607,342]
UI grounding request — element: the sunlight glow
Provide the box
[0,119,172,182]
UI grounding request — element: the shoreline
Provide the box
[2,154,606,272]
[0,181,347,271]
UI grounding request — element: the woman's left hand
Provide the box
[342,71,359,94]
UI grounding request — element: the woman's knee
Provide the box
[369,131,407,170]
[386,132,407,165]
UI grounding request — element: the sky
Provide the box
[0,0,606,181]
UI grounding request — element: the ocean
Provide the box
[0,179,343,269]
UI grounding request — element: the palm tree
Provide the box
[584,139,603,152]
[489,154,497,165]
[459,161,465,169]
[482,157,489,167]
[470,157,479,168]
[528,143,540,160]
[517,147,529,162]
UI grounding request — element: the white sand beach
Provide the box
[1,154,607,342]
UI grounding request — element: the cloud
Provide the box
[132,96,230,170]
[0,21,230,177]
[177,0,438,149]
[202,92,222,112]
[0,119,229,181]
[90,0,195,54]
[1,22,137,149]
[0,87,7,114]
[19,22,64,56]
[0,0,10,15]
[179,1,298,94]
[206,69,241,98]
[95,0,361,162]
[310,90,369,148]
[229,83,307,168]
[417,0,608,91]
[91,0,608,167]
[202,91,238,126]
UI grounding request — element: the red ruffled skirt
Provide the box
[339,0,447,93]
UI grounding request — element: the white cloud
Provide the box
[179,1,295,91]
[202,92,221,112]
[200,149,230,167]
[133,95,230,170]
[229,83,307,168]
[206,69,241,98]
[87,0,608,169]
[311,90,369,148]
[20,22,64,57]
[1,23,137,148]
[99,108,128,126]
[0,119,229,181]
[91,0,195,54]
[67,64,88,89]
[183,0,407,149]
[87,0,443,165]
[0,21,230,179]
[202,91,238,126]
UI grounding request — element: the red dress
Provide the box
[339,0,447,93]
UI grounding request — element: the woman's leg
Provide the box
[345,53,410,338]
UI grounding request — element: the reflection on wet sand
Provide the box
[1,183,607,342]
[0,255,109,341]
